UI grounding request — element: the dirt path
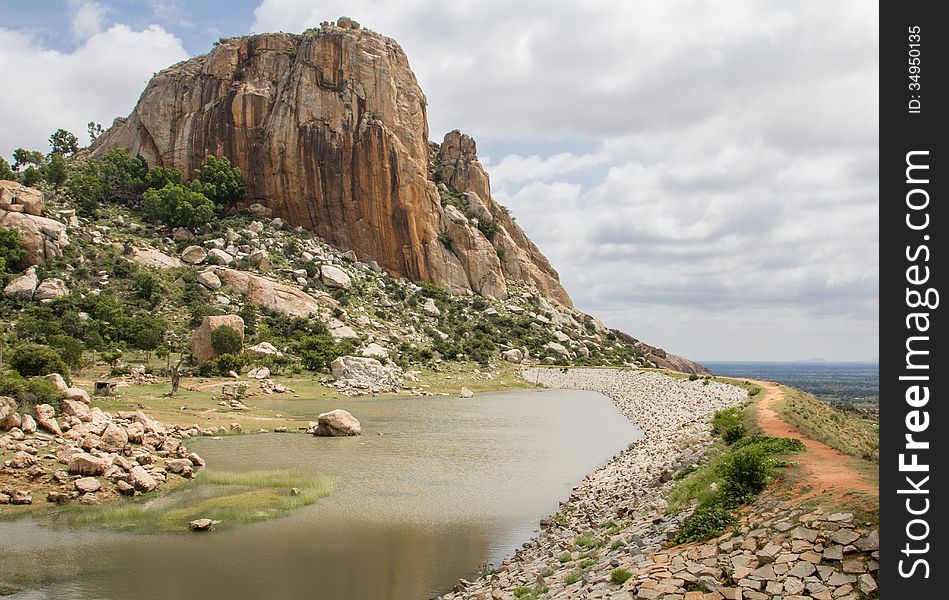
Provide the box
[748,379,878,498]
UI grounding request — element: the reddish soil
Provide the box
[750,379,878,499]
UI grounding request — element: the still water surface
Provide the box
[1,388,640,599]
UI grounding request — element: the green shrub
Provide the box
[717,445,772,502]
[211,326,243,356]
[215,353,245,376]
[712,407,746,444]
[564,572,582,585]
[295,334,347,371]
[0,373,67,413]
[674,500,737,543]
[732,435,805,454]
[190,155,246,208]
[9,343,68,377]
[0,227,25,276]
[142,183,215,229]
[610,568,633,584]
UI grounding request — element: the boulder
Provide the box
[248,367,270,379]
[99,423,129,452]
[74,477,102,494]
[173,227,195,241]
[20,413,37,434]
[360,343,389,359]
[0,180,44,215]
[65,387,91,403]
[196,269,222,290]
[125,421,145,443]
[320,264,352,289]
[330,356,401,393]
[249,249,272,272]
[190,315,245,363]
[314,409,361,436]
[3,266,39,300]
[130,247,186,269]
[0,210,69,267]
[181,245,208,264]
[61,398,92,421]
[207,248,234,265]
[422,297,440,317]
[247,341,281,358]
[128,465,158,492]
[544,341,568,356]
[189,518,214,531]
[165,458,195,478]
[11,489,32,505]
[501,348,524,363]
[34,403,62,435]
[45,373,68,390]
[0,396,19,430]
[10,451,36,468]
[215,268,337,318]
[460,387,474,398]
[68,453,110,476]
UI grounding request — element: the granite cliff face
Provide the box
[91,18,572,307]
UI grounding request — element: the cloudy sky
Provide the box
[0,1,878,361]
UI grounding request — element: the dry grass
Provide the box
[776,386,879,462]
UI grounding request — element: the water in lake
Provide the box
[0,388,640,599]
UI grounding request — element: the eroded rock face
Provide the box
[436,130,573,307]
[91,25,570,304]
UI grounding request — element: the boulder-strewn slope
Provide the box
[91,19,571,307]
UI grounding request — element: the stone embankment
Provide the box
[439,369,879,600]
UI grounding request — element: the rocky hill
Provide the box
[1,17,707,378]
[90,19,570,306]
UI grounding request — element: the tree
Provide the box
[0,227,25,276]
[9,343,68,377]
[87,121,105,143]
[0,157,16,181]
[295,334,341,371]
[49,129,79,157]
[211,326,243,356]
[142,183,215,229]
[65,161,108,215]
[190,155,246,208]
[143,166,182,190]
[21,166,43,187]
[45,153,68,188]
[132,271,163,305]
[100,148,148,201]
[12,148,45,171]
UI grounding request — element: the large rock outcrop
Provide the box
[190,315,245,363]
[90,19,570,305]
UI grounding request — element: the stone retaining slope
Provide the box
[438,369,879,600]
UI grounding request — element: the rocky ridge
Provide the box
[90,18,571,307]
[437,369,878,600]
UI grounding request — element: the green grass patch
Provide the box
[55,469,334,533]
[575,531,602,549]
[610,568,633,584]
[563,572,583,585]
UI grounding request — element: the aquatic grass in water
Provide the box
[57,469,335,533]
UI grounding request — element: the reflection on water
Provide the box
[0,388,640,599]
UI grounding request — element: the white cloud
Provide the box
[249,0,877,360]
[0,24,188,156]
[69,0,108,42]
